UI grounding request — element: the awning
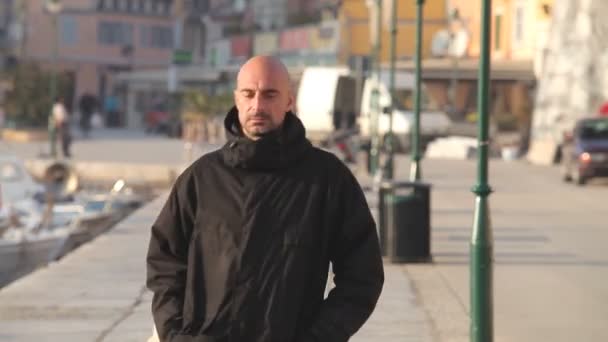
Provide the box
[115,66,223,84]
[392,58,535,82]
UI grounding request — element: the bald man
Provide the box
[147,56,383,342]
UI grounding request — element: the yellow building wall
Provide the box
[449,0,554,60]
[339,0,448,64]
[510,0,554,60]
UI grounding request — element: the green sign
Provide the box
[173,50,192,65]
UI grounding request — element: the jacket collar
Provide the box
[221,106,312,171]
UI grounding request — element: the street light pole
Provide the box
[50,12,58,102]
[383,0,397,180]
[470,0,494,341]
[410,0,424,181]
[367,0,382,176]
[168,0,184,137]
[45,0,62,159]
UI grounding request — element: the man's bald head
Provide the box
[237,56,291,91]
[234,56,294,140]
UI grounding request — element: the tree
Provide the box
[181,90,233,142]
[182,90,232,118]
[4,62,71,128]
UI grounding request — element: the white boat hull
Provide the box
[0,231,68,287]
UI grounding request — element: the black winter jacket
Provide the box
[146,108,384,342]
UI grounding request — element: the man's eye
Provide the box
[242,91,254,98]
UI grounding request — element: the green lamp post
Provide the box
[410,0,425,181]
[366,0,382,176]
[45,0,62,159]
[470,0,494,341]
[382,0,397,180]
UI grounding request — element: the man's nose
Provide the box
[251,93,264,111]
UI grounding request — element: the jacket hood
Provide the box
[221,106,312,170]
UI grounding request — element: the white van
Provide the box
[296,67,451,150]
[359,72,452,150]
[295,66,357,144]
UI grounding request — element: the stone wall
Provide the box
[528,0,608,164]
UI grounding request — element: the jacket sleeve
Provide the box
[146,172,196,341]
[299,165,384,342]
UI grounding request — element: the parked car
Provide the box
[562,117,608,185]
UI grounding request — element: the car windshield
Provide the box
[579,119,608,140]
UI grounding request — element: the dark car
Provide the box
[562,117,608,185]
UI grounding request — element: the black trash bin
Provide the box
[378,181,432,263]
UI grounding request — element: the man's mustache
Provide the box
[247,112,271,121]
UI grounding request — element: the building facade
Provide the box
[409,0,555,149]
[17,0,207,126]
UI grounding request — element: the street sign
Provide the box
[173,50,192,65]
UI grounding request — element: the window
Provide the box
[183,23,197,51]
[140,24,173,48]
[60,16,78,45]
[514,5,525,45]
[139,24,148,46]
[494,14,502,51]
[98,21,133,45]
[579,119,608,140]
[119,0,128,11]
[159,0,169,15]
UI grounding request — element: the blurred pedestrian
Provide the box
[52,97,71,158]
[78,93,97,138]
[146,56,384,342]
[104,92,120,127]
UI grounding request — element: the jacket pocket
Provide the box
[182,213,235,336]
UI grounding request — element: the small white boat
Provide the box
[0,227,70,287]
[0,155,44,204]
[0,167,146,287]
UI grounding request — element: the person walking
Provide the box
[52,97,71,158]
[146,56,384,342]
[78,93,97,138]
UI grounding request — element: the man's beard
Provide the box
[243,112,279,139]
